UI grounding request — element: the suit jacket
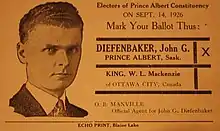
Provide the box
[9,84,88,117]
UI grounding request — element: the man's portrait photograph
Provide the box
[8,1,88,117]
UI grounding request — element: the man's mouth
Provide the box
[53,73,71,76]
[51,73,72,79]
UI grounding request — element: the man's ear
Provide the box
[17,42,26,64]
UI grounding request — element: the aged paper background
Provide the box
[0,0,219,130]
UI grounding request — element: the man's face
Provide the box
[23,24,82,93]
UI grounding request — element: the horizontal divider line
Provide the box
[5,120,213,123]
[5,121,93,123]
[95,90,212,94]
[96,64,211,68]
[94,120,213,123]
[96,37,210,41]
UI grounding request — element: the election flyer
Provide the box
[0,0,219,130]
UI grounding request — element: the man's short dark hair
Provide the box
[19,2,83,44]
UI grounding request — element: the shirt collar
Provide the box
[26,82,66,114]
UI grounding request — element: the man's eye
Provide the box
[44,48,58,54]
[67,47,79,54]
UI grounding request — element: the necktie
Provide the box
[48,99,67,117]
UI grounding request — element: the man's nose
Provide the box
[56,50,69,67]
